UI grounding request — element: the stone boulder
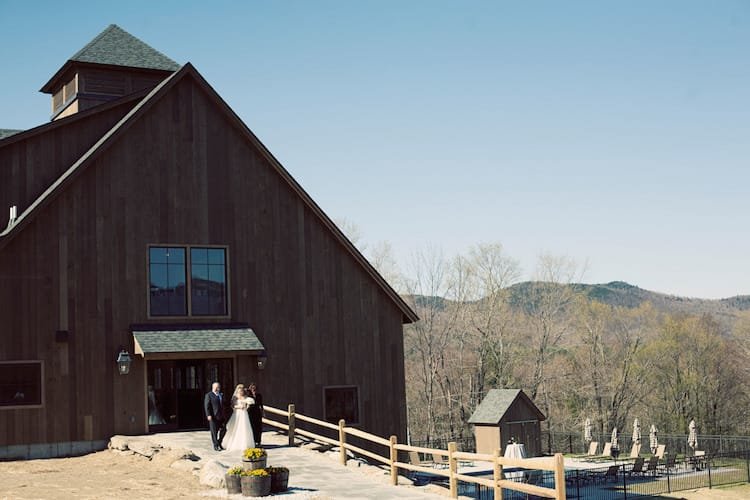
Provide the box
[128,439,161,458]
[108,435,129,451]
[199,459,229,489]
[151,447,198,467]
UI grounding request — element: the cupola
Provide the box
[39,24,180,121]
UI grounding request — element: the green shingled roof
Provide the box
[133,327,264,355]
[468,389,545,424]
[70,24,179,71]
[0,129,23,140]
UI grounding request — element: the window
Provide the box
[148,246,228,317]
[190,248,228,316]
[0,361,43,408]
[323,386,360,425]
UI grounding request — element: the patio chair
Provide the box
[525,469,544,486]
[629,443,641,458]
[691,450,706,471]
[663,453,677,473]
[408,451,433,467]
[597,464,620,483]
[586,441,599,456]
[655,444,666,459]
[432,453,449,468]
[645,455,659,476]
[600,442,612,458]
[627,457,645,477]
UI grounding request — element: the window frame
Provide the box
[322,385,361,426]
[147,244,231,319]
[0,360,44,410]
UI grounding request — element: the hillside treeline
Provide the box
[396,244,750,444]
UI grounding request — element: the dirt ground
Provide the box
[659,483,750,500]
[0,449,212,500]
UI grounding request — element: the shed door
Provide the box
[506,420,541,457]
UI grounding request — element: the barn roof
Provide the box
[468,389,546,424]
[1,63,419,324]
[40,25,179,93]
[0,129,23,140]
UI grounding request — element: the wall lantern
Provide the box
[117,349,132,375]
[256,351,268,370]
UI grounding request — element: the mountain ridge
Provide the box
[408,281,750,323]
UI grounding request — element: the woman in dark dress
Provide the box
[247,382,264,447]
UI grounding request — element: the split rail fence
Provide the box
[262,404,566,500]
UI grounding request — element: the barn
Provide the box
[0,25,417,458]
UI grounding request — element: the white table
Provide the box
[504,443,527,459]
[503,443,527,480]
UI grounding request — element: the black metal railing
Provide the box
[543,431,750,456]
[410,436,476,452]
[456,450,750,499]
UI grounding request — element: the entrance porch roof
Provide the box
[131,323,264,356]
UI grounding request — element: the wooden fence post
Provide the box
[288,404,296,447]
[390,435,398,486]
[339,419,347,466]
[448,442,458,498]
[554,452,566,500]
[493,449,502,500]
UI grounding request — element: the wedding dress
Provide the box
[223,396,255,451]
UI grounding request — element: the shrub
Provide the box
[227,466,244,476]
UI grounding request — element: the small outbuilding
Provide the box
[468,389,546,457]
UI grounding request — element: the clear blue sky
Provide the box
[1,1,748,298]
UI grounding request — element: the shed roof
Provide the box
[468,389,546,424]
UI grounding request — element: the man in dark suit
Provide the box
[204,382,226,451]
[247,382,264,447]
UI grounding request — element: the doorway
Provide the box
[147,358,233,431]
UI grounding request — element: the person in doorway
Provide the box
[247,382,264,447]
[204,382,227,451]
[223,384,255,451]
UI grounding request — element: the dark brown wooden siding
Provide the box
[0,99,139,220]
[0,74,407,447]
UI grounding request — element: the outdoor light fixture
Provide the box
[256,351,268,370]
[117,349,132,375]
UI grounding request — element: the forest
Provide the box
[377,243,750,445]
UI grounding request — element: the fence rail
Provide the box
[262,404,567,499]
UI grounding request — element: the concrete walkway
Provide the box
[146,430,450,499]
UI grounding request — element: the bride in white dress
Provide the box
[222,384,256,451]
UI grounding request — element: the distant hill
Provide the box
[507,280,750,326]
[407,281,750,327]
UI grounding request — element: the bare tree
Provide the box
[402,247,463,442]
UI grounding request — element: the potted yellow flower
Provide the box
[225,466,243,495]
[240,468,271,496]
[242,447,268,471]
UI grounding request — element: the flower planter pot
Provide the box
[241,456,267,471]
[270,469,289,493]
[225,473,242,495]
[240,475,271,497]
